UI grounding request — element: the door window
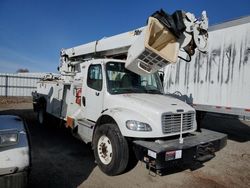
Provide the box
[87,64,103,91]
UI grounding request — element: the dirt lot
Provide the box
[0,99,249,188]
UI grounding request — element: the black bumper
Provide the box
[0,171,28,188]
[133,129,227,170]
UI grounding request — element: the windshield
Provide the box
[106,62,163,94]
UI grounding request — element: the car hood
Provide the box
[0,115,25,132]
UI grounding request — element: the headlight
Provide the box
[0,133,18,146]
[126,120,152,131]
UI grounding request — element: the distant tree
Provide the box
[16,68,29,73]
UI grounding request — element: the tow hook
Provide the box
[195,142,215,162]
[144,157,162,176]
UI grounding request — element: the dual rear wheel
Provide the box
[37,101,49,126]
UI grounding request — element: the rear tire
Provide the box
[37,103,48,126]
[93,123,129,176]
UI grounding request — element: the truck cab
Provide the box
[68,59,196,140]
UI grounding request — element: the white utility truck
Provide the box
[33,9,226,175]
[164,16,250,123]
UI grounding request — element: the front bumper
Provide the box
[0,171,28,188]
[133,129,227,170]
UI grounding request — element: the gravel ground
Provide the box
[0,96,32,105]
[0,101,249,188]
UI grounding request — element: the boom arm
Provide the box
[59,9,208,75]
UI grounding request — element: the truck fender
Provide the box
[96,108,151,138]
[93,114,117,140]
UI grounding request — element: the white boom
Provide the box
[59,9,208,75]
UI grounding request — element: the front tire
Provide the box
[93,123,129,176]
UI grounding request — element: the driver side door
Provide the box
[83,64,104,122]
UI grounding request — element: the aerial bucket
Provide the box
[126,10,209,75]
[125,17,179,75]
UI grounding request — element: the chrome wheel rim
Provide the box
[97,135,113,165]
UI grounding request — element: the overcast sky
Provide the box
[0,0,250,73]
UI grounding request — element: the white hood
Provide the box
[103,93,196,138]
[106,93,194,115]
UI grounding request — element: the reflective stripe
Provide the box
[191,103,250,116]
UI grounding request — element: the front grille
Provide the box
[162,112,195,134]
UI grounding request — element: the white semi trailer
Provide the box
[164,16,250,123]
[32,9,226,176]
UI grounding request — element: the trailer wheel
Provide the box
[93,123,129,176]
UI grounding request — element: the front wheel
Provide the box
[93,123,129,176]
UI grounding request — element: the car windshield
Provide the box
[106,62,163,94]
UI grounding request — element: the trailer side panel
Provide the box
[164,16,250,117]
